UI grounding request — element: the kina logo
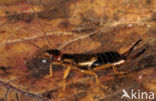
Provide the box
[121,89,154,100]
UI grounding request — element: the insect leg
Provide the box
[62,65,72,90]
[112,65,128,75]
[93,64,112,71]
[80,70,99,84]
[43,63,53,78]
[78,70,108,89]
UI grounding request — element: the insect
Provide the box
[23,1,147,90]
[40,39,146,89]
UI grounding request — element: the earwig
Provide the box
[41,39,146,89]
[21,29,146,90]
[24,1,147,90]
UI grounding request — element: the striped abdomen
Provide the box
[91,52,126,68]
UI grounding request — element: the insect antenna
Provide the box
[26,0,51,49]
[19,38,42,49]
[18,37,49,56]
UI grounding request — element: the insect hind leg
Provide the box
[112,66,128,75]
[78,70,108,89]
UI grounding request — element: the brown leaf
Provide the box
[0,0,156,101]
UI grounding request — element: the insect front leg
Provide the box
[62,64,72,90]
[43,63,53,78]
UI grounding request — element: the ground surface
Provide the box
[0,0,156,101]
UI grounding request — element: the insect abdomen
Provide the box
[91,52,126,68]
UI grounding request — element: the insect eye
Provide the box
[50,56,54,60]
